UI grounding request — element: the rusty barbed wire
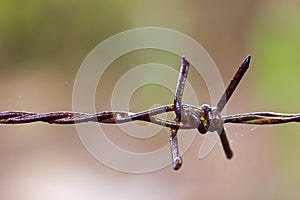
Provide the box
[2,56,300,170]
[1,109,300,125]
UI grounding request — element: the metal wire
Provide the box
[2,56,300,170]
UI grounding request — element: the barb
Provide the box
[217,56,251,112]
[169,56,190,170]
[213,56,251,159]
[2,56,300,170]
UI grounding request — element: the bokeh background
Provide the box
[1,0,300,199]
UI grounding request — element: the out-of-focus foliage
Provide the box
[0,0,130,64]
[253,2,300,109]
[252,2,300,183]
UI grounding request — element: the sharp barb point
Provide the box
[218,128,234,159]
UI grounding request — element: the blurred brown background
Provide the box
[1,0,300,199]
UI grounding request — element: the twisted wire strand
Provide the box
[223,112,300,124]
[2,108,300,127]
[0,104,189,128]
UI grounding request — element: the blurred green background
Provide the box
[1,0,300,199]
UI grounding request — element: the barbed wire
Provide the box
[2,56,300,170]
